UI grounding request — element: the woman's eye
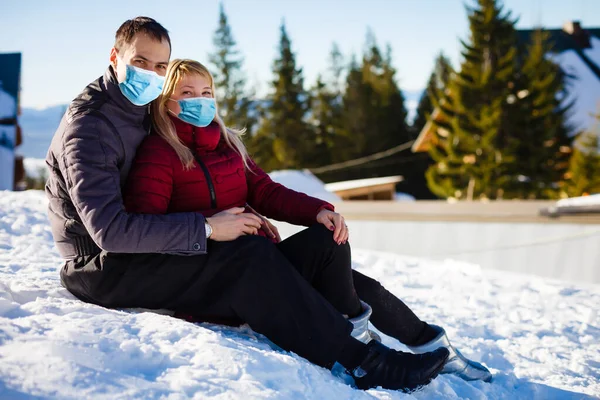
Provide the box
[203,91,212,96]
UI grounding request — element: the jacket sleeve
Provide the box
[246,159,334,226]
[58,115,207,255]
[123,137,174,215]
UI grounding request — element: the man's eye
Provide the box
[135,60,145,65]
[158,65,167,70]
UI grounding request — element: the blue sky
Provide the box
[1,0,599,109]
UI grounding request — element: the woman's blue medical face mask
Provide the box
[169,97,217,127]
[118,63,166,106]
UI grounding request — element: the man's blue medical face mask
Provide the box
[169,97,217,127]
[118,63,166,106]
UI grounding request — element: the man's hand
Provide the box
[316,209,349,245]
[206,208,263,241]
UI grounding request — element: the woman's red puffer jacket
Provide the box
[123,116,334,236]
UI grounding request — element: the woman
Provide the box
[123,59,491,390]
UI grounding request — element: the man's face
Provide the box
[110,33,170,81]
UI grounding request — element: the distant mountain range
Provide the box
[16,65,599,160]
[15,91,424,160]
[17,105,66,159]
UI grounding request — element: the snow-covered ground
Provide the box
[0,190,598,399]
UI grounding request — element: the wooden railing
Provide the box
[332,200,600,225]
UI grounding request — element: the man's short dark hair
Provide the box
[114,17,171,52]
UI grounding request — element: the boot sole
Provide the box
[403,351,451,393]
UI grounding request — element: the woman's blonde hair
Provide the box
[151,58,250,170]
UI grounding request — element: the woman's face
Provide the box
[167,73,213,115]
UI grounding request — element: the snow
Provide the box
[557,194,600,208]
[395,192,416,202]
[325,176,403,192]
[0,190,599,399]
[268,169,341,202]
[552,193,600,214]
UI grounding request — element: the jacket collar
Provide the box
[102,66,149,122]
[169,114,221,153]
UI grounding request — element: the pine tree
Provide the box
[308,76,338,167]
[562,115,600,197]
[412,78,435,140]
[250,22,314,171]
[333,31,411,182]
[209,3,255,132]
[412,53,453,135]
[308,43,353,168]
[340,54,371,163]
[361,36,410,155]
[502,30,573,199]
[407,54,453,199]
[426,0,518,200]
[328,43,345,96]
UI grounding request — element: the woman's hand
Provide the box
[245,204,281,243]
[261,218,281,243]
[316,209,349,245]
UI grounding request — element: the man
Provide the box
[46,17,449,392]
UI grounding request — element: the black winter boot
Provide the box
[350,341,449,392]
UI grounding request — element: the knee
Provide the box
[303,225,352,271]
[306,224,333,240]
[306,224,351,251]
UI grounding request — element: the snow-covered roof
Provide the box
[539,194,600,216]
[324,176,403,192]
[268,169,341,202]
[557,194,600,208]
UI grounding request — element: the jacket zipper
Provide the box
[190,131,217,209]
[194,156,217,209]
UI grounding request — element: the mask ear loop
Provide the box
[167,98,179,116]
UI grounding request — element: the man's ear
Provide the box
[109,47,118,68]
